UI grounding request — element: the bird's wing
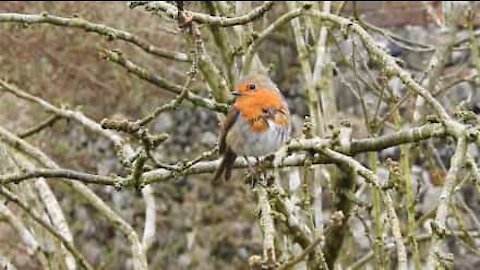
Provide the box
[219,107,240,154]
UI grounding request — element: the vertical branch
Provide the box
[141,185,156,253]
[285,6,326,259]
[311,1,336,127]
[413,1,466,124]
[467,5,480,76]
[466,154,480,194]
[368,152,386,268]
[286,1,324,136]
[401,147,421,269]
[393,109,421,269]
[271,181,329,269]
[237,1,268,77]
[322,149,407,270]
[201,1,236,86]
[176,4,230,103]
[322,164,354,269]
[427,136,468,268]
[383,192,408,270]
[309,1,333,244]
[412,33,454,124]
[256,185,276,268]
[322,122,354,268]
[35,179,77,270]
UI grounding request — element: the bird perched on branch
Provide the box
[213,75,291,182]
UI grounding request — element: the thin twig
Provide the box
[359,18,434,53]
[242,7,305,73]
[102,49,227,113]
[278,218,339,270]
[304,10,451,121]
[17,114,61,138]
[0,79,134,166]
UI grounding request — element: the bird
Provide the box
[213,74,291,182]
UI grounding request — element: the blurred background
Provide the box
[1,1,480,269]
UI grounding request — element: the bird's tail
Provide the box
[213,148,237,182]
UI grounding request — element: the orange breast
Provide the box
[273,112,289,126]
[234,88,286,133]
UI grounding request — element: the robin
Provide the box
[213,75,291,182]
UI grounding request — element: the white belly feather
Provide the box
[226,116,290,157]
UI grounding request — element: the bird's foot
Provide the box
[242,156,276,188]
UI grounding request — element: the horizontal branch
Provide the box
[0,168,117,186]
[287,123,446,155]
[348,123,446,154]
[131,1,274,27]
[141,153,326,185]
[0,12,190,62]
[0,122,450,187]
[142,123,448,184]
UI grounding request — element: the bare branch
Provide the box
[0,79,135,166]
[102,49,227,113]
[130,1,274,27]
[242,7,304,73]
[305,10,451,121]
[0,168,118,186]
[349,230,480,270]
[278,213,344,270]
[17,114,61,138]
[320,148,408,270]
[141,185,156,253]
[256,186,277,268]
[0,187,93,270]
[0,203,43,261]
[0,126,148,270]
[0,122,450,188]
[0,12,190,62]
[427,136,468,268]
[1,142,77,270]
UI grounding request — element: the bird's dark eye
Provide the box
[248,84,256,91]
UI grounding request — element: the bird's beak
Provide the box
[231,90,240,96]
